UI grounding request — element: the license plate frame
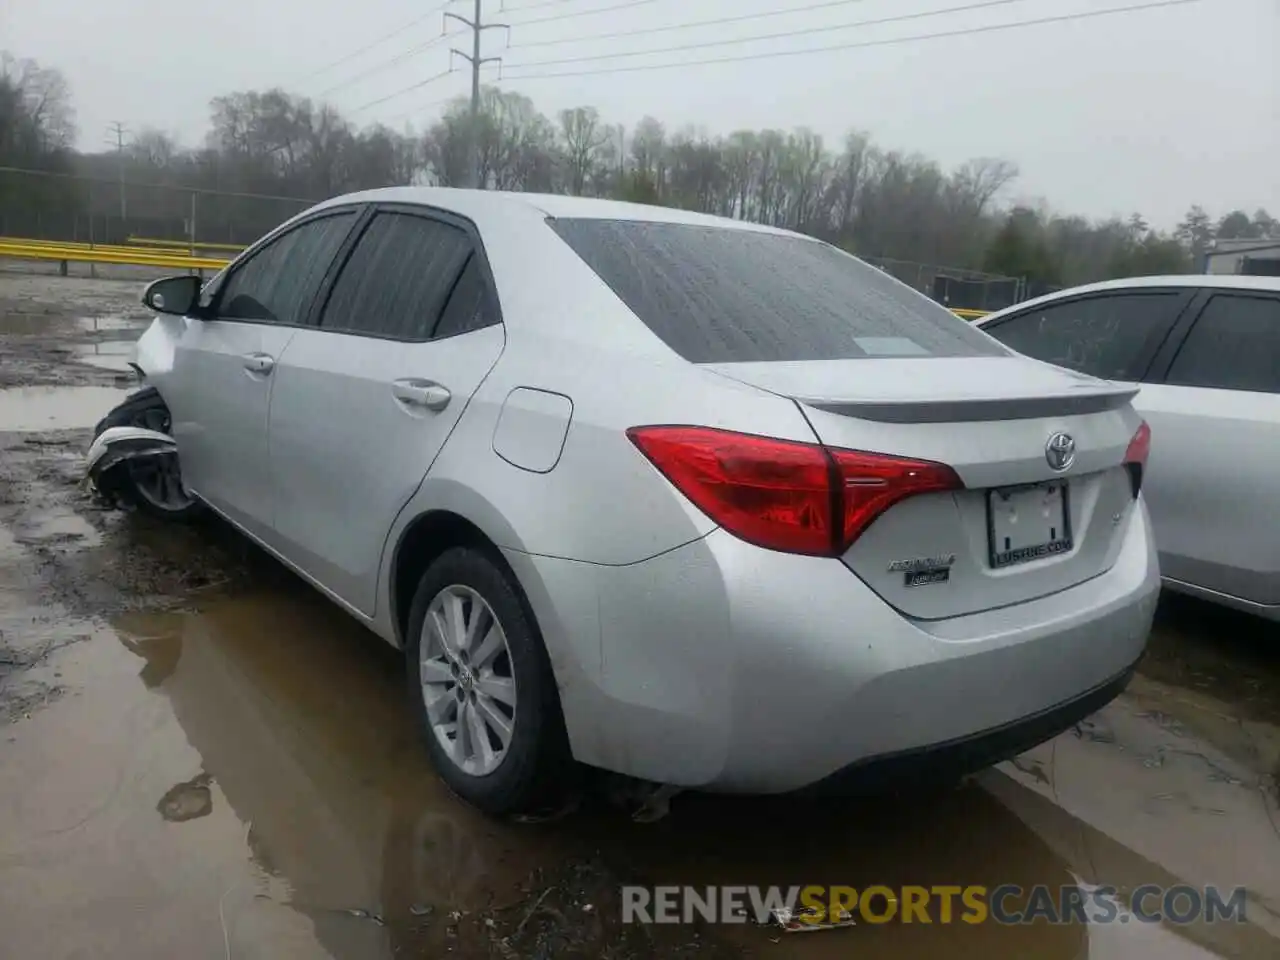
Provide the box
[986,480,1073,569]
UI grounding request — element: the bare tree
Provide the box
[1,52,1220,287]
[557,106,610,196]
[1,53,76,153]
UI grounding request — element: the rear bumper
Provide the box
[506,499,1159,793]
[797,659,1137,796]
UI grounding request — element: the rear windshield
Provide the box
[547,218,1006,363]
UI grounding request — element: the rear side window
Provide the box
[321,212,473,340]
[1165,294,1280,393]
[218,212,356,325]
[985,292,1181,381]
[433,255,500,340]
[547,219,1005,363]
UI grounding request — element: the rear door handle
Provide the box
[392,379,451,412]
[243,352,275,375]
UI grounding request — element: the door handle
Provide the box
[392,379,451,412]
[242,352,275,375]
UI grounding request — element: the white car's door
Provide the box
[166,210,360,539]
[263,207,505,615]
[1137,290,1280,610]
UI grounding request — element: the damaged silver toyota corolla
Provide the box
[85,187,1160,819]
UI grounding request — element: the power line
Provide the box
[511,0,890,50]
[383,94,465,127]
[300,0,455,80]
[506,0,1037,68]
[352,68,457,113]
[319,33,450,98]
[502,0,1204,80]
[506,0,658,28]
[498,0,587,11]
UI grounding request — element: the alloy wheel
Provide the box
[419,584,518,777]
[126,406,196,512]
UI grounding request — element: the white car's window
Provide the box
[985,292,1181,381]
[320,212,473,341]
[432,255,500,340]
[1165,294,1280,394]
[217,212,356,325]
[547,218,1005,363]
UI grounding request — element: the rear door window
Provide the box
[1164,293,1280,393]
[320,211,474,340]
[547,218,1005,363]
[982,292,1184,381]
[432,255,501,340]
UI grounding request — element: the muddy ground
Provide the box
[1,266,1278,959]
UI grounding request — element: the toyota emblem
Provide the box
[1045,432,1076,472]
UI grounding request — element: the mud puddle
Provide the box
[69,340,135,372]
[0,588,727,960]
[3,576,1278,959]
[0,314,141,337]
[0,274,149,387]
[0,385,131,430]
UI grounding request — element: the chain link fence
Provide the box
[2,166,1038,311]
[860,255,1026,312]
[0,166,311,250]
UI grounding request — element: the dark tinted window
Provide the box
[985,292,1180,380]
[1165,294,1280,393]
[548,219,1005,363]
[218,213,355,324]
[433,255,500,339]
[321,212,473,340]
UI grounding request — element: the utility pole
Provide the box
[106,121,129,223]
[445,0,506,189]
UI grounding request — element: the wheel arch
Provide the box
[389,508,537,653]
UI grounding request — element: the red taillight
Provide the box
[626,425,962,557]
[829,447,964,548]
[1124,420,1151,497]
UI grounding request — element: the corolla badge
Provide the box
[1045,432,1076,472]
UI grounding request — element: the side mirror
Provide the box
[142,275,203,316]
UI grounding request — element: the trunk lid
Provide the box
[704,356,1143,620]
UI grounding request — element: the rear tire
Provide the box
[92,386,204,522]
[405,547,571,816]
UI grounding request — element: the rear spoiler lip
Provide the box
[800,386,1140,424]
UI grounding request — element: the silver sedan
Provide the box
[96,188,1159,815]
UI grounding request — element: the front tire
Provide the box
[405,547,570,815]
[92,386,204,522]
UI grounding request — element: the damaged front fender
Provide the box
[83,426,178,498]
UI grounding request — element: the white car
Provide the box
[978,276,1280,621]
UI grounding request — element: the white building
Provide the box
[1203,237,1280,276]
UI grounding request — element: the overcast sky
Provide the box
[3,0,1276,227]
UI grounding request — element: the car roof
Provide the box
[978,273,1280,324]
[310,186,797,236]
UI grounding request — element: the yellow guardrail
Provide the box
[0,239,232,271]
[951,307,990,320]
[0,236,233,259]
[128,235,246,252]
